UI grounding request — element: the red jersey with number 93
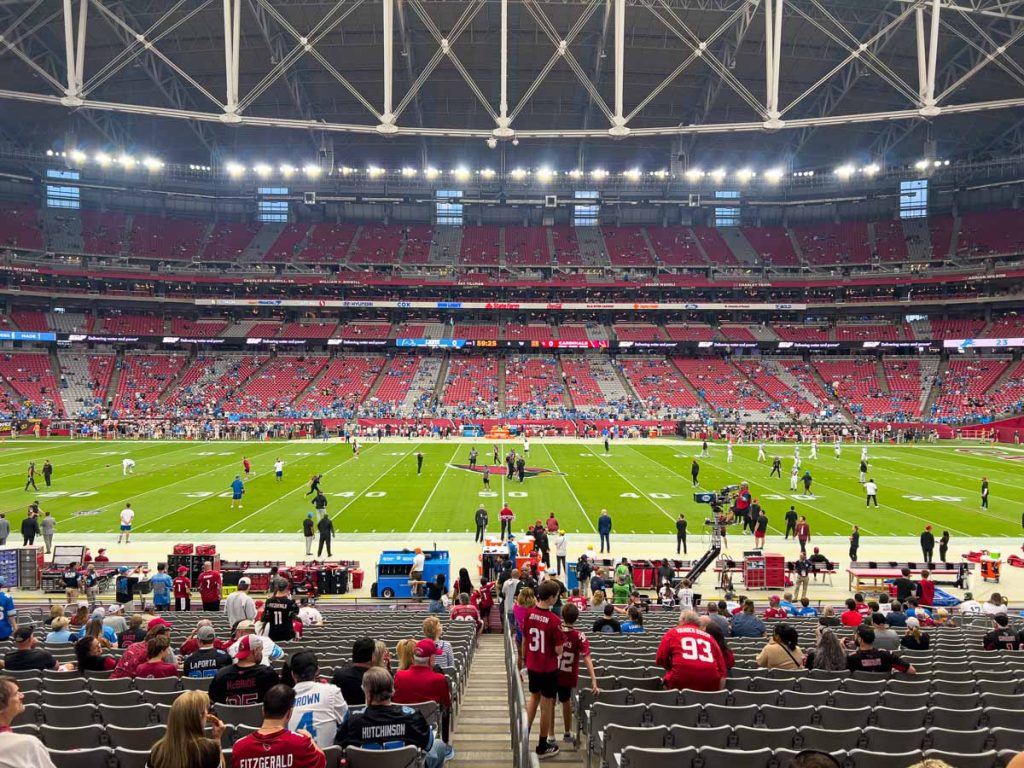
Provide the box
[656,625,727,691]
[523,606,566,674]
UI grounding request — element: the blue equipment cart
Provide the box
[375,550,450,599]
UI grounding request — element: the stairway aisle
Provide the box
[450,633,514,767]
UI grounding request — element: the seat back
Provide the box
[344,744,424,768]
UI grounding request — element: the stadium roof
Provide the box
[1,0,1024,171]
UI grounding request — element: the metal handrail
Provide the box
[504,620,541,768]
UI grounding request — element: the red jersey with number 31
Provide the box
[522,606,565,674]
[655,625,727,691]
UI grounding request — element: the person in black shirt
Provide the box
[784,506,798,539]
[417,452,424,475]
[302,513,315,556]
[983,614,1022,650]
[849,526,860,561]
[20,509,39,547]
[676,514,687,554]
[4,626,57,671]
[770,456,782,478]
[305,473,322,496]
[592,604,621,634]
[317,514,335,558]
[516,457,526,483]
[920,525,935,562]
[754,511,768,549]
[746,499,761,535]
[184,625,231,678]
[336,667,447,765]
[332,637,377,705]
[981,476,989,509]
[892,568,915,603]
[474,506,488,543]
[846,627,914,674]
[938,530,950,562]
[209,635,279,705]
[263,580,299,642]
[690,460,699,488]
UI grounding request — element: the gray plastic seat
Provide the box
[600,724,668,765]
[847,749,923,768]
[107,724,167,750]
[669,724,730,749]
[698,746,773,768]
[926,727,991,753]
[40,723,105,750]
[345,744,423,768]
[922,750,998,768]
[733,725,797,750]
[647,703,701,728]
[47,747,114,768]
[798,726,861,752]
[620,746,697,768]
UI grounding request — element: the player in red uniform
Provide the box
[522,580,565,759]
[656,610,728,692]
[197,561,223,611]
[231,684,325,768]
[173,566,192,612]
[242,456,252,477]
[556,603,599,744]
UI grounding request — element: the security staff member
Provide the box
[784,506,798,539]
[474,505,488,543]
[675,514,687,555]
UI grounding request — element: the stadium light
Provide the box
[46,149,54,157]
[401,167,418,177]
[710,168,727,181]
[69,149,87,165]
[684,168,704,181]
[914,160,929,170]
[424,167,440,180]
[303,164,321,179]
[510,168,528,180]
[736,168,755,182]
[862,163,880,176]
[537,167,555,181]
[95,152,112,167]
[142,156,164,172]
[118,154,136,169]
[453,167,471,181]
[279,164,295,178]
[225,161,245,177]
[367,166,385,177]
[834,164,855,179]
[254,163,272,178]
[624,168,642,180]
[339,166,354,175]
[591,169,608,180]
[568,169,583,179]
[764,167,784,183]
[480,168,496,179]
[653,169,669,179]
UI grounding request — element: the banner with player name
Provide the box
[196,298,806,312]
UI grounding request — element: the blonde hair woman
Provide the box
[396,638,417,671]
[422,615,455,669]
[148,690,224,768]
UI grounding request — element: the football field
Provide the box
[0,439,1021,538]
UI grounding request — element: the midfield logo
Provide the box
[452,464,564,478]
[954,448,1024,462]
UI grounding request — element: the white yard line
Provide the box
[330,444,422,523]
[584,444,676,523]
[221,444,379,532]
[410,446,461,531]
[539,444,597,532]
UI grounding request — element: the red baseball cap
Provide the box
[177,566,189,573]
[148,617,173,630]
[414,638,441,659]
[235,635,263,661]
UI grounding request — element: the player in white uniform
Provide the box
[834,438,842,459]
[757,443,766,462]
[287,651,348,748]
[727,442,734,464]
[122,458,135,475]
[810,439,818,460]
[793,455,801,470]
[523,438,530,456]
[790,466,799,491]
[274,459,284,482]
[793,444,801,461]
[117,504,135,544]
[861,445,869,462]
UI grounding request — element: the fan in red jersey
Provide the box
[656,610,728,692]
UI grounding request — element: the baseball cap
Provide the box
[559,530,565,535]
[414,638,441,659]
[905,617,920,629]
[98,548,107,553]
[235,620,255,634]
[993,614,1009,627]
[148,617,173,630]
[235,634,264,660]
[13,626,34,642]
[178,566,189,573]
[118,566,129,573]
[197,625,216,642]
[77,600,89,609]
[90,608,106,620]
[237,577,251,589]
[107,604,123,614]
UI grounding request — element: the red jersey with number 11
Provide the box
[522,606,565,674]
[655,625,727,691]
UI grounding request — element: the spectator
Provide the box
[870,613,900,651]
[393,638,452,743]
[916,569,936,607]
[102,604,127,637]
[395,638,416,671]
[425,574,447,614]
[731,601,765,638]
[148,690,224,768]
[68,602,89,632]
[422,616,455,669]
[118,614,147,649]
[471,578,495,632]
[756,623,804,670]
[984,593,1008,615]
[657,610,727,692]
[228,621,284,667]
[232,684,325,768]
[982,614,1021,650]
[0,676,58,767]
[113,618,173,678]
[135,636,178,679]
[846,626,915,674]
[209,635,280,705]
[500,569,521,627]
[817,606,840,627]
[287,651,348,749]
[449,593,482,634]
[45,616,73,644]
[840,599,864,627]
[706,602,731,637]
[331,638,384,705]
[893,568,915,603]
[763,596,788,619]
[794,598,818,618]
[611,575,630,605]
[336,667,449,768]
[804,628,847,672]
[513,587,536,652]
[184,625,231,679]
[900,617,930,650]
[4,626,57,672]
[225,577,257,629]
[263,579,299,642]
[80,618,115,649]
[959,591,982,614]
[702,620,734,670]
[590,589,608,614]
[591,603,621,634]
[197,561,223,612]
[150,563,173,612]
[588,566,604,597]
[522,580,565,760]
[297,598,323,628]
[75,635,117,674]
[620,606,645,634]
[0,580,16,643]
[179,620,226,657]
[886,602,908,628]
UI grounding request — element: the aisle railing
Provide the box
[504,619,540,768]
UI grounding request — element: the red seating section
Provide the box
[834,324,899,342]
[10,310,50,332]
[774,325,830,342]
[675,358,770,413]
[603,227,653,267]
[401,226,433,265]
[101,314,164,336]
[665,324,716,342]
[927,319,986,340]
[374,356,419,403]
[929,216,954,259]
[453,324,498,341]
[741,226,799,266]
[692,226,737,265]
[202,222,260,261]
[933,358,1008,421]
[794,222,870,264]
[281,322,337,339]
[264,224,310,262]
[559,359,607,407]
[441,356,499,407]
[619,358,699,409]
[614,324,662,341]
[812,359,883,417]
[505,356,564,410]
[873,220,909,262]
[350,225,402,264]
[247,322,283,339]
[0,353,63,413]
[81,210,126,255]
[234,356,328,411]
[505,324,555,341]
[296,356,383,413]
[460,226,500,266]
[296,224,357,263]
[338,322,391,340]
[958,209,1024,258]
[0,204,43,250]
[170,318,228,337]
[646,226,705,266]
[505,227,550,266]
[719,325,756,342]
[111,354,186,416]
[733,360,816,415]
[130,214,205,261]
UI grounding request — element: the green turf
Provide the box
[1,440,1021,537]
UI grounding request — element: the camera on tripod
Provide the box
[693,484,739,508]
